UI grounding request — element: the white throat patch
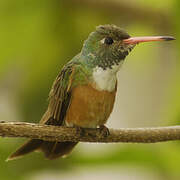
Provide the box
[92,61,124,92]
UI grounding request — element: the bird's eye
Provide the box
[104,37,114,45]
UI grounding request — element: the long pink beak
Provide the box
[123,36,175,44]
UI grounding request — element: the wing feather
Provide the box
[40,63,76,126]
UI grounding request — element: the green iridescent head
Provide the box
[81,24,135,70]
[81,24,175,70]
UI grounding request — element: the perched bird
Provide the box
[8,24,175,160]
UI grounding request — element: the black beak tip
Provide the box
[161,36,176,41]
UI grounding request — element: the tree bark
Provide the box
[0,121,180,143]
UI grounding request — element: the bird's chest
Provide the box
[65,83,116,128]
[92,64,121,92]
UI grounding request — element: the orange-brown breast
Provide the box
[65,83,117,128]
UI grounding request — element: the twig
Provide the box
[0,121,180,143]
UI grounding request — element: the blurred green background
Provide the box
[0,0,180,179]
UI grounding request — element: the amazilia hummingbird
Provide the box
[8,24,175,160]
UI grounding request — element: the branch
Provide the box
[0,121,180,143]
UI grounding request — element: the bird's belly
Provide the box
[65,84,116,128]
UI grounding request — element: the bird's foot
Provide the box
[99,125,110,137]
[76,126,86,137]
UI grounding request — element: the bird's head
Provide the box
[81,24,175,71]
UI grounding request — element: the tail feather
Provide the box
[7,139,77,161]
[7,139,43,161]
[41,141,78,159]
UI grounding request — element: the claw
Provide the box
[76,127,86,137]
[99,125,110,137]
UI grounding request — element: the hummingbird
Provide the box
[8,24,175,160]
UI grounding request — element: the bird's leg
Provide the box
[75,125,110,138]
[99,125,110,137]
[75,126,86,137]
